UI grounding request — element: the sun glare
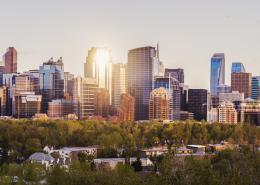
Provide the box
[95,49,110,65]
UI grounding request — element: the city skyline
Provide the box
[1,0,260,89]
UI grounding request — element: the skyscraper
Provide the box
[118,94,135,122]
[210,53,225,96]
[251,76,260,100]
[165,68,184,84]
[112,63,127,108]
[231,72,252,98]
[231,62,245,73]
[3,47,17,74]
[128,46,160,120]
[84,47,113,104]
[64,72,74,100]
[188,89,208,121]
[149,87,170,121]
[94,88,110,117]
[39,57,64,113]
[217,102,238,124]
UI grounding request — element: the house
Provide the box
[187,145,206,154]
[176,146,192,154]
[94,158,154,170]
[28,152,54,168]
[140,146,168,157]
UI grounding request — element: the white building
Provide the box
[219,91,244,103]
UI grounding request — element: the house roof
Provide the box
[29,152,54,162]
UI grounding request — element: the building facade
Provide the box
[217,102,237,124]
[164,68,184,84]
[94,88,110,117]
[127,46,160,120]
[240,99,260,126]
[251,76,260,100]
[48,99,74,118]
[231,62,245,73]
[210,53,225,96]
[118,94,135,122]
[149,87,170,121]
[3,47,17,74]
[231,72,252,98]
[64,72,74,100]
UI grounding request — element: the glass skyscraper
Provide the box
[251,76,260,100]
[39,57,64,113]
[127,46,160,120]
[231,62,246,73]
[210,53,225,96]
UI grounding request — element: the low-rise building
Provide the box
[140,146,168,157]
[28,152,54,168]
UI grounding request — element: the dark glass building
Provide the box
[231,62,245,73]
[188,89,208,121]
[165,68,184,84]
[127,46,159,120]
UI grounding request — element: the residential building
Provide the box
[112,63,127,108]
[3,47,17,74]
[210,53,225,96]
[231,72,252,98]
[13,92,42,118]
[128,46,161,120]
[149,87,170,121]
[118,94,135,122]
[217,102,237,124]
[39,58,64,113]
[28,153,54,168]
[73,77,98,119]
[188,89,208,120]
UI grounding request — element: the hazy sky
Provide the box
[1,0,260,89]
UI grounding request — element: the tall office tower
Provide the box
[251,76,260,100]
[48,99,74,118]
[0,86,7,116]
[240,99,260,126]
[13,92,42,118]
[3,47,17,74]
[39,58,64,113]
[217,102,238,124]
[231,72,252,98]
[84,47,113,104]
[231,62,245,73]
[73,77,98,120]
[118,94,135,122]
[94,88,110,117]
[128,46,161,120]
[15,74,39,94]
[154,77,181,120]
[180,85,189,111]
[165,68,184,84]
[188,89,208,121]
[64,72,74,100]
[112,63,127,108]
[149,87,170,121]
[210,53,225,96]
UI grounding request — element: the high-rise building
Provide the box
[128,46,161,120]
[188,89,208,121]
[231,62,245,73]
[0,62,4,86]
[64,72,74,100]
[231,72,252,98]
[84,47,113,104]
[48,99,74,118]
[154,77,181,120]
[118,94,135,122]
[149,87,170,121]
[217,102,237,124]
[39,58,64,113]
[94,88,110,117]
[219,91,244,103]
[180,111,194,121]
[251,76,260,100]
[210,53,225,96]
[240,99,260,126]
[165,68,184,84]
[216,84,231,94]
[73,77,98,120]
[13,92,42,118]
[112,63,127,108]
[3,47,17,74]
[15,74,39,94]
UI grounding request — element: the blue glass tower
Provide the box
[210,53,225,96]
[252,76,260,100]
[231,62,246,73]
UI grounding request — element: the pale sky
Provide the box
[0,0,260,89]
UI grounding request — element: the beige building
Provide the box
[149,87,170,121]
[217,101,237,124]
[118,94,135,122]
[240,98,260,126]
